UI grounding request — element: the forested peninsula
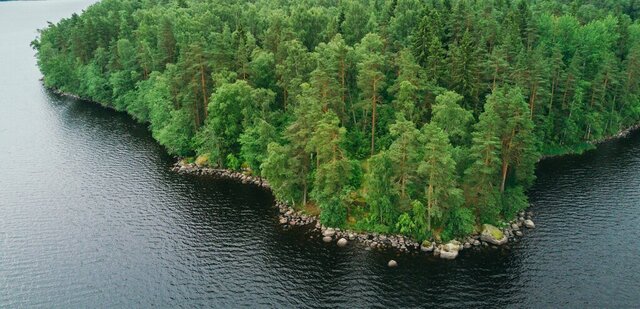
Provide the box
[33,0,640,244]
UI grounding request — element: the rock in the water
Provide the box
[511,223,520,231]
[440,250,458,260]
[515,230,523,237]
[388,260,398,267]
[420,240,434,252]
[322,236,332,243]
[464,242,471,249]
[473,240,481,246]
[439,242,460,259]
[480,224,508,245]
[337,238,348,247]
[323,228,336,237]
[524,219,535,229]
[279,217,288,225]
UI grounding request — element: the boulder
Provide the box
[279,217,288,225]
[420,240,434,252]
[515,230,523,237]
[440,250,458,260]
[511,223,520,231]
[480,224,508,245]
[473,240,481,246]
[322,236,332,243]
[337,238,348,247]
[439,242,460,260]
[323,228,336,237]
[524,219,535,229]
[464,242,471,249]
[388,260,398,268]
[443,242,459,252]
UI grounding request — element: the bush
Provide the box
[502,186,529,220]
[442,206,475,241]
[226,154,240,171]
[478,189,502,225]
[319,195,347,228]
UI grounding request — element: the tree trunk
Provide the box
[371,79,378,156]
[200,63,208,119]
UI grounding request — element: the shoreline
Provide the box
[538,123,640,161]
[50,86,639,260]
[172,160,535,259]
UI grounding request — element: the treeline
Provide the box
[33,0,640,241]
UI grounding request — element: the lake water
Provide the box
[1,0,639,307]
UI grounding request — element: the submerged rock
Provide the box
[480,224,508,245]
[322,236,332,243]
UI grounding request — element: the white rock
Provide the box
[322,236,332,243]
[323,228,336,237]
[337,238,348,247]
[440,250,458,260]
[388,260,398,267]
[524,219,535,229]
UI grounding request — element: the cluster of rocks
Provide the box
[276,201,317,227]
[172,161,271,190]
[501,211,536,242]
[171,159,538,264]
[316,225,425,252]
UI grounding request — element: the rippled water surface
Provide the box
[1,1,640,307]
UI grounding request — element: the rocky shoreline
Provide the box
[172,160,536,261]
[50,85,638,262]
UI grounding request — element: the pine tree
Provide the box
[418,123,463,232]
[356,33,386,155]
[309,112,351,227]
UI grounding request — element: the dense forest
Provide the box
[33,0,640,241]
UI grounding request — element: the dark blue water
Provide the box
[1,1,639,307]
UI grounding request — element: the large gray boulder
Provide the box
[480,224,508,245]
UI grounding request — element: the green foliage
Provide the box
[502,186,529,220]
[442,206,476,242]
[33,0,640,239]
[365,151,398,227]
[239,119,277,174]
